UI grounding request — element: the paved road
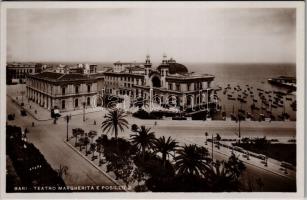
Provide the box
[6,99,117,188]
[6,97,296,192]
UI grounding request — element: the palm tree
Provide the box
[130,125,156,158]
[204,153,246,191]
[154,136,178,167]
[101,109,129,141]
[175,144,210,176]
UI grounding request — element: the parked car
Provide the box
[281,161,295,170]
[20,109,27,116]
[7,114,15,121]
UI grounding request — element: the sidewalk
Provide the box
[8,94,106,121]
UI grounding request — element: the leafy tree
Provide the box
[96,136,104,166]
[72,128,84,147]
[83,136,90,156]
[132,167,146,186]
[90,143,97,160]
[88,130,97,143]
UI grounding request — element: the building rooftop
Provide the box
[29,72,93,82]
[157,62,188,75]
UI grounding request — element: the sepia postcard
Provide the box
[0,1,305,199]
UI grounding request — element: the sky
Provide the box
[7,6,296,63]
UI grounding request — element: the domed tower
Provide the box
[144,55,152,68]
[157,55,188,75]
[144,55,152,76]
[161,53,168,65]
[158,54,169,89]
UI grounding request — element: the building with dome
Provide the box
[25,55,217,113]
[103,55,217,110]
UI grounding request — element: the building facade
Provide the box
[26,72,101,111]
[6,63,42,84]
[26,55,217,113]
[104,55,216,110]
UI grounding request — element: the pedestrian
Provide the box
[154,121,157,126]
[94,120,96,125]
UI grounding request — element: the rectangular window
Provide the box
[187,84,190,91]
[75,85,79,94]
[62,100,65,109]
[87,97,90,106]
[176,84,180,91]
[169,83,172,90]
[62,87,65,95]
[75,98,79,107]
[87,84,91,92]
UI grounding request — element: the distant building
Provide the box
[42,63,98,75]
[6,63,42,84]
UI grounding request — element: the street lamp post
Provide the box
[206,89,209,118]
[65,115,71,141]
[211,133,214,162]
[21,91,25,105]
[82,102,86,122]
[238,113,241,143]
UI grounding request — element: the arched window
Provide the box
[152,76,161,88]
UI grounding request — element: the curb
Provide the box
[64,140,128,192]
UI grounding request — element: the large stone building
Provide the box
[26,72,103,111]
[104,55,216,110]
[26,55,217,112]
[6,62,42,84]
